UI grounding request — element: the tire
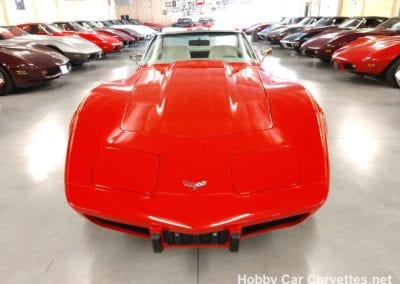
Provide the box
[384,57,400,88]
[0,65,13,96]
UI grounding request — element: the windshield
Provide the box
[314,18,333,27]
[68,22,85,31]
[298,17,314,25]
[0,28,14,39]
[339,18,362,29]
[379,18,400,29]
[101,21,112,27]
[79,22,94,31]
[87,21,101,29]
[4,26,28,37]
[40,24,63,34]
[129,19,141,25]
[143,32,257,65]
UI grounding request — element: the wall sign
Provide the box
[15,0,25,10]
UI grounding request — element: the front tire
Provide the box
[0,65,13,96]
[384,58,400,88]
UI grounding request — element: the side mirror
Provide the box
[129,53,143,65]
[130,53,143,64]
[260,47,272,62]
[260,47,272,56]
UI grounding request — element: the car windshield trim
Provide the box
[142,31,258,65]
[339,18,362,29]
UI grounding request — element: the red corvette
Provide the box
[76,21,136,46]
[65,31,329,252]
[332,35,400,87]
[52,22,123,53]
[301,17,390,61]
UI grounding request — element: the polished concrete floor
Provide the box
[0,43,399,284]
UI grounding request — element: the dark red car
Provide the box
[265,17,322,44]
[332,35,400,87]
[301,16,389,61]
[0,29,69,95]
[242,22,273,35]
[280,17,349,51]
[52,22,123,53]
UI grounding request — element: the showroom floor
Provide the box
[0,42,399,284]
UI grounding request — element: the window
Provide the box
[142,32,257,65]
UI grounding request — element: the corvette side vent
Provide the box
[90,216,150,236]
[242,214,307,236]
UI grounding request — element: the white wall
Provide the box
[0,0,116,25]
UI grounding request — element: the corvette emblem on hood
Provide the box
[182,180,207,190]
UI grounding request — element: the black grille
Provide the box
[162,230,229,245]
[242,214,306,235]
[344,63,355,70]
[46,66,61,77]
[90,216,150,236]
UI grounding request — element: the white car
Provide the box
[3,25,102,66]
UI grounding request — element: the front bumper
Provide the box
[281,40,301,50]
[302,46,333,60]
[266,35,283,44]
[332,58,387,75]
[12,63,70,88]
[67,181,327,252]
[65,51,102,65]
[99,42,123,53]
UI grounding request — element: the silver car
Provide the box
[2,25,102,66]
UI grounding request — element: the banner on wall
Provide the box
[15,0,25,10]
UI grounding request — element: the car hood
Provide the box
[303,29,354,47]
[122,61,273,137]
[303,25,338,34]
[13,34,101,53]
[269,25,302,35]
[0,42,68,66]
[334,36,400,59]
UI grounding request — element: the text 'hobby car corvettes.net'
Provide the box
[65,30,330,253]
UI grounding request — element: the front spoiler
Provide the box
[67,181,327,252]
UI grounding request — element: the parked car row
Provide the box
[0,19,161,95]
[254,16,400,88]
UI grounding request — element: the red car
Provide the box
[301,17,389,61]
[76,21,136,46]
[0,29,70,95]
[332,35,400,87]
[65,31,329,253]
[52,22,123,53]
